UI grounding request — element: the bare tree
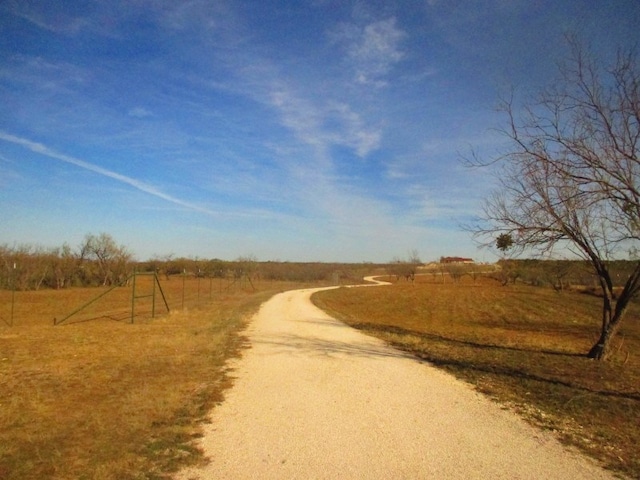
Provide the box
[50,243,77,289]
[79,233,132,286]
[388,250,421,282]
[473,37,640,360]
[444,263,465,283]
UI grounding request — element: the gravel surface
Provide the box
[176,282,616,480]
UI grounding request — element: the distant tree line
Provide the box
[493,259,639,292]
[0,234,390,291]
[0,233,132,290]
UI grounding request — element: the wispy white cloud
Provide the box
[127,107,153,118]
[403,184,478,222]
[153,0,238,36]
[330,16,406,86]
[0,56,88,94]
[269,88,380,159]
[325,102,381,157]
[141,2,382,162]
[171,10,397,238]
[6,2,90,36]
[0,131,216,216]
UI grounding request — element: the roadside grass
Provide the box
[312,275,640,479]
[0,278,315,480]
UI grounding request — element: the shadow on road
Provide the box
[252,326,414,361]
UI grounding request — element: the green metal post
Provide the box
[154,273,169,314]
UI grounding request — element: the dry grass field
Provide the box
[313,275,640,479]
[0,276,318,479]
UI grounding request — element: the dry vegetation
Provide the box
[4,262,639,478]
[0,276,322,479]
[313,275,640,479]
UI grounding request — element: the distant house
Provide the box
[440,256,475,264]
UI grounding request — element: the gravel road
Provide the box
[176,282,616,480]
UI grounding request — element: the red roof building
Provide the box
[440,256,475,264]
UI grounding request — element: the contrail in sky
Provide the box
[0,131,216,216]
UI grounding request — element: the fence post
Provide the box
[155,273,170,314]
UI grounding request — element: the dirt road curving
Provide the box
[176,283,616,480]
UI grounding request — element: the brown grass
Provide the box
[313,275,640,479]
[0,277,317,479]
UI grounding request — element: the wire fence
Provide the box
[0,272,258,327]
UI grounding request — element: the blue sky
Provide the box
[1,1,639,262]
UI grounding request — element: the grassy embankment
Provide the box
[313,275,640,479]
[0,276,317,480]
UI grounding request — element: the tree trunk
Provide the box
[588,325,615,360]
[587,284,632,360]
[587,313,626,360]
